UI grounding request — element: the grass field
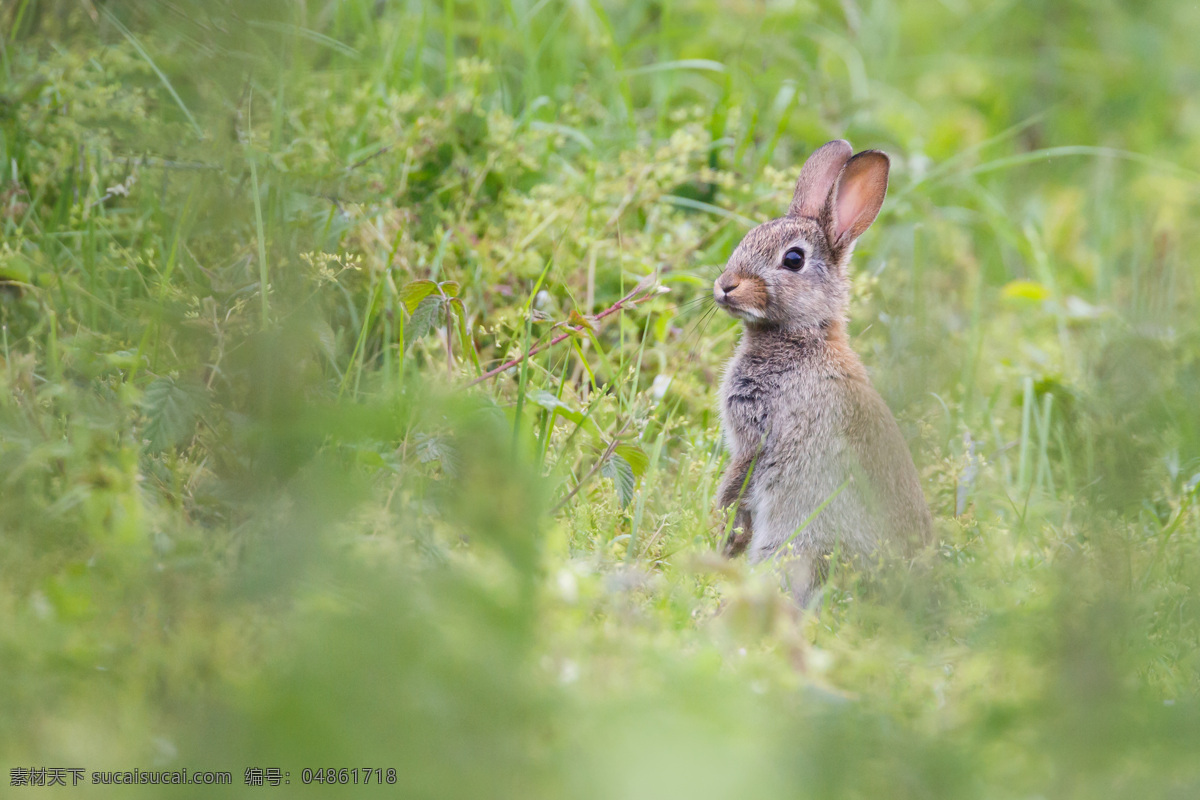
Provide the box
[3,1,1200,797]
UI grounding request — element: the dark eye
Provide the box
[782,248,805,271]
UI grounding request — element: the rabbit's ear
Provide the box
[826,150,890,248]
[788,139,853,219]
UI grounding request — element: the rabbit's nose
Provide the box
[714,275,740,301]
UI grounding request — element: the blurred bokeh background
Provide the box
[2,1,1199,797]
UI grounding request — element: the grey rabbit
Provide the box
[714,139,932,603]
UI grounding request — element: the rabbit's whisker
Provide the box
[674,295,714,313]
[683,303,720,359]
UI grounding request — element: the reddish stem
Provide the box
[466,282,657,387]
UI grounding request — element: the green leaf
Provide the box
[530,390,584,424]
[567,308,594,330]
[1001,280,1049,302]
[439,280,460,298]
[104,350,141,370]
[613,444,649,478]
[451,298,481,374]
[405,296,442,350]
[0,253,33,283]
[142,376,205,452]
[353,448,388,470]
[601,452,636,508]
[399,280,439,313]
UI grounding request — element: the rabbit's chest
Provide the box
[721,370,773,440]
[721,359,836,450]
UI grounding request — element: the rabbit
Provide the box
[714,139,932,604]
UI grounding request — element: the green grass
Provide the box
[2,1,1200,797]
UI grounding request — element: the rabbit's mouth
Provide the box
[720,302,767,322]
[713,275,769,321]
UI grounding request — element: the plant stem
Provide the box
[551,419,633,513]
[466,279,659,388]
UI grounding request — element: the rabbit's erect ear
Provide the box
[826,150,890,248]
[788,139,853,219]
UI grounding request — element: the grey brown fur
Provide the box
[714,140,932,602]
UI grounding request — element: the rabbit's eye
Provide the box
[781,248,805,271]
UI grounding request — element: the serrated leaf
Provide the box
[601,452,636,508]
[404,295,442,350]
[399,279,439,313]
[439,280,460,298]
[416,434,459,476]
[613,443,649,478]
[142,376,205,452]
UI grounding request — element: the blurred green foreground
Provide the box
[2,1,1200,797]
